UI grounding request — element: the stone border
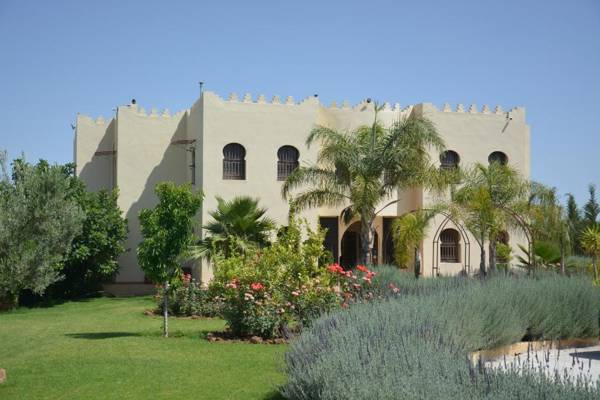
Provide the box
[469,338,600,364]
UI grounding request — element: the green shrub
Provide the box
[210,215,339,338]
[282,271,600,399]
[156,276,221,318]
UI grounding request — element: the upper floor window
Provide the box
[488,151,508,166]
[440,228,460,263]
[277,145,299,181]
[440,150,460,170]
[223,143,246,180]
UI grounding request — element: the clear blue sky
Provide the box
[1,0,598,205]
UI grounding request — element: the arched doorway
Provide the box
[340,222,379,268]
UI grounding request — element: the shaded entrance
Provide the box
[340,222,378,268]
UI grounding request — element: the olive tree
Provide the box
[0,154,84,307]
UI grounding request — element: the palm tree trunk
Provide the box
[359,216,375,266]
[479,233,486,277]
[414,246,421,279]
[489,240,497,272]
[593,256,598,281]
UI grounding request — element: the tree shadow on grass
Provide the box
[262,390,286,400]
[65,332,142,340]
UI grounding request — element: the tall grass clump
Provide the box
[282,270,600,400]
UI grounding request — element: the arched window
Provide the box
[440,150,460,170]
[440,228,460,263]
[223,143,246,180]
[277,145,299,181]
[488,151,508,166]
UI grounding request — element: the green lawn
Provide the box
[0,297,287,400]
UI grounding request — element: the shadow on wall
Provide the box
[119,115,194,283]
[78,118,117,192]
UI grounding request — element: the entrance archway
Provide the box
[340,222,379,268]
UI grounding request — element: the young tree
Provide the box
[191,196,274,260]
[0,155,84,307]
[282,104,451,265]
[452,163,526,276]
[137,182,203,337]
[580,226,600,281]
[566,193,582,254]
[51,188,128,298]
[526,184,570,274]
[583,184,599,229]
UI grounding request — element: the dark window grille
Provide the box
[488,151,508,166]
[277,145,299,181]
[440,229,460,263]
[223,143,246,180]
[440,150,460,170]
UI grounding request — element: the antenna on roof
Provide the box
[199,82,204,95]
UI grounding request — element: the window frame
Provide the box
[276,145,300,181]
[223,143,246,180]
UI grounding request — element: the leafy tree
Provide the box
[451,162,526,276]
[583,184,599,229]
[525,184,570,274]
[581,226,600,281]
[0,154,84,307]
[282,104,451,265]
[566,193,582,254]
[137,182,203,337]
[391,209,437,278]
[191,196,274,260]
[50,188,128,299]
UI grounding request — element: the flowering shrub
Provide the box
[219,278,288,338]
[156,274,221,317]
[210,215,339,338]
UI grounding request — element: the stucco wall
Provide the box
[75,92,531,286]
[114,105,190,282]
[75,114,115,192]
[414,103,531,276]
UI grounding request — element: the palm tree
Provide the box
[191,196,275,260]
[451,162,527,276]
[391,209,437,278]
[581,226,600,280]
[525,184,571,274]
[282,104,451,265]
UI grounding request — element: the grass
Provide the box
[0,296,286,400]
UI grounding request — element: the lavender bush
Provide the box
[282,271,600,399]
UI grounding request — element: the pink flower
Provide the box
[250,282,264,291]
[356,265,368,273]
[291,290,300,297]
[226,281,238,289]
[327,263,345,274]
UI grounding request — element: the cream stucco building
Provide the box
[74,90,530,294]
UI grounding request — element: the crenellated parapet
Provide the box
[438,103,523,116]
[126,103,188,119]
[77,113,113,126]
[201,91,524,120]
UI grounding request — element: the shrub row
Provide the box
[282,271,600,400]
